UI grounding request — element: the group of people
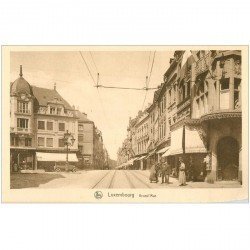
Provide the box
[149,157,187,186]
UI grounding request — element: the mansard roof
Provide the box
[31,85,73,110]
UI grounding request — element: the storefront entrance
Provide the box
[10,150,35,171]
[217,137,239,180]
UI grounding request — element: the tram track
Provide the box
[108,170,117,188]
[123,170,136,189]
[127,170,152,188]
[91,170,113,189]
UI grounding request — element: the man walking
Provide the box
[161,159,171,184]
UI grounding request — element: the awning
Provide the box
[170,125,207,155]
[137,155,147,161]
[147,149,156,158]
[36,152,78,162]
[157,146,169,154]
[170,127,184,155]
[162,148,171,157]
[185,126,207,153]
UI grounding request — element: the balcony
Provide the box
[15,110,31,115]
[11,127,32,134]
[177,97,191,112]
[195,54,211,76]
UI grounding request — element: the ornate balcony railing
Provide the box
[177,97,191,113]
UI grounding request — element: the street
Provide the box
[29,170,241,189]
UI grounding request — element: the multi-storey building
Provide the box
[93,127,105,169]
[10,66,110,172]
[76,111,94,167]
[118,50,242,183]
[10,66,79,171]
[10,66,36,170]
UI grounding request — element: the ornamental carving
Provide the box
[234,59,241,75]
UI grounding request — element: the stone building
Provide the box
[118,50,242,183]
[76,111,94,167]
[10,66,79,171]
[10,66,110,172]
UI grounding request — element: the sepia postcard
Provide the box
[1,45,248,203]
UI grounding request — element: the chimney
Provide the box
[72,105,75,110]
[82,112,87,118]
[54,83,56,90]
[19,65,23,77]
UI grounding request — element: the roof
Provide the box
[31,86,73,110]
[10,76,33,95]
[76,110,94,123]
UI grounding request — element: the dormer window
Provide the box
[50,107,56,114]
[57,108,62,115]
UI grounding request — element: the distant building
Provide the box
[76,111,94,167]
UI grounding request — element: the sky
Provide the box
[10,50,174,159]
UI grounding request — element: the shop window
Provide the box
[47,121,53,130]
[58,138,65,147]
[59,122,65,131]
[38,121,45,130]
[46,138,53,147]
[38,137,45,147]
[25,138,32,147]
[17,118,28,128]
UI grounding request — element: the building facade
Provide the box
[10,66,109,172]
[118,50,242,183]
[76,111,94,167]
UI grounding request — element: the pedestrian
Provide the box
[178,157,186,186]
[165,158,171,183]
[149,163,157,183]
[155,162,160,183]
[160,159,166,184]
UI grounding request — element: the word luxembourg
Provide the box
[108,192,135,198]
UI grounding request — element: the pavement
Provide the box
[11,170,242,189]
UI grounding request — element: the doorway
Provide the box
[217,137,239,180]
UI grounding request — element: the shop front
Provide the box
[169,124,208,181]
[10,148,36,171]
[202,111,242,183]
[36,152,78,171]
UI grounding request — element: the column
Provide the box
[229,77,234,110]
[215,61,220,110]
[206,134,217,183]
[239,147,242,184]
[208,79,214,112]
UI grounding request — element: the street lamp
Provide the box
[63,130,75,171]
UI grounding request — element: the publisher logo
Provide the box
[94,191,103,199]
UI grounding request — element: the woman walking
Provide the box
[178,157,186,186]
